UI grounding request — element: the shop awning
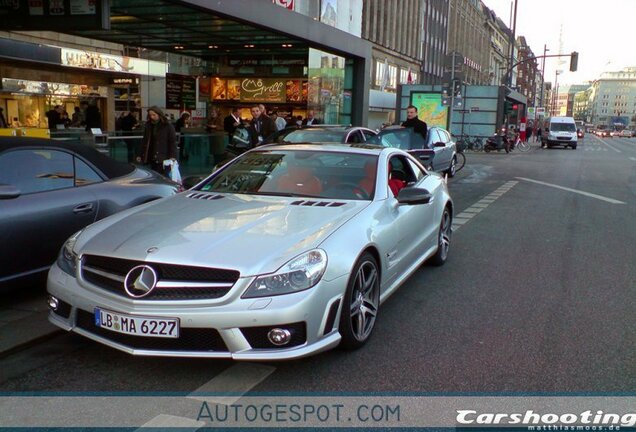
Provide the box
[71,0,370,63]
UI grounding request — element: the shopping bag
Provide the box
[169,161,182,184]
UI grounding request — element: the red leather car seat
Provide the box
[357,160,377,196]
[276,166,323,195]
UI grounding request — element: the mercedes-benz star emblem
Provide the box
[147,247,158,254]
[124,265,158,298]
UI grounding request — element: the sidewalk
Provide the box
[0,293,61,357]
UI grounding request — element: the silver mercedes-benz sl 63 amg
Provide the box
[47,143,453,360]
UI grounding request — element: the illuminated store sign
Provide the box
[61,48,168,77]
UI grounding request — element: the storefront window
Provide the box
[308,48,351,125]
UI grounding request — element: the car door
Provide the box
[438,129,454,170]
[385,154,436,278]
[0,148,99,282]
[345,130,364,143]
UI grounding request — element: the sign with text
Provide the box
[61,48,167,77]
[240,78,286,103]
[0,0,110,30]
[165,74,183,110]
[273,0,294,10]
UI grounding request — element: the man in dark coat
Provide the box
[301,110,321,126]
[401,105,428,142]
[137,106,177,175]
[223,107,242,142]
[84,102,102,132]
[46,105,62,131]
[248,105,276,146]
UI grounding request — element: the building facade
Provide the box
[516,36,538,107]
[588,67,636,127]
[421,0,451,85]
[482,7,511,86]
[447,0,490,85]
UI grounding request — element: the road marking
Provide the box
[592,135,622,153]
[138,414,204,430]
[452,181,518,231]
[187,363,276,405]
[515,177,626,205]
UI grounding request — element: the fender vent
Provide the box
[290,200,346,207]
[186,192,224,201]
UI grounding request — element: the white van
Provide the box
[542,117,578,149]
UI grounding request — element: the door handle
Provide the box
[73,203,94,214]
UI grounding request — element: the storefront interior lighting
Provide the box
[208,45,219,49]
[244,44,255,48]
[282,44,293,48]
[174,45,184,50]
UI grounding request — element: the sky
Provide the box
[482,0,635,86]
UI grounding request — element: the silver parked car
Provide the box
[47,144,453,360]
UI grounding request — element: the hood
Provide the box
[77,193,369,277]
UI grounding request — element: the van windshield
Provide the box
[551,123,576,132]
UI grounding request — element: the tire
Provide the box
[429,207,452,267]
[339,252,380,350]
[571,145,577,150]
[473,139,483,152]
[455,153,466,173]
[446,156,457,177]
[484,146,491,153]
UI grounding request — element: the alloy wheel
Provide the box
[349,260,379,342]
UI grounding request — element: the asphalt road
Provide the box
[1,136,635,395]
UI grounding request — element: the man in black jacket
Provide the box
[248,105,276,146]
[401,105,428,142]
[223,107,242,142]
[137,106,177,175]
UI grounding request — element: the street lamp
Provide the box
[540,45,549,108]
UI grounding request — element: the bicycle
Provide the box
[455,134,483,152]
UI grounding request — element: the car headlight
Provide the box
[56,230,82,276]
[242,249,327,298]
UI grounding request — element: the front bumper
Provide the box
[47,263,346,360]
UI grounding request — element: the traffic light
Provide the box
[569,51,579,72]
[453,79,461,97]
[504,100,513,115]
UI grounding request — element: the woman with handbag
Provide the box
[136,106,177,176]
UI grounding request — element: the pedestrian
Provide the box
[137,106,177,176]
[60,110,71,128]
[175,112,190,161]
[84,101,102,132]
[46,105,62,131]
[120,111,139,162]
[271,111,287,131]
[175,112,190,133]
[302,110,320,126]
[0,108,7,128]
[206,108,222,132]
[249,105,276,146]
[401,105,428,143]
[71,107,82,127]
[536,126,542,143]
[223,107,242,142]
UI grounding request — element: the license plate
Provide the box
[94,308,179,338]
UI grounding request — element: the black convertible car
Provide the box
[0,137,179,288]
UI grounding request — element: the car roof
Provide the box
[256,142,388,155]
[0,136,135,179]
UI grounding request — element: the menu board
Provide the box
[286,80,302,102]
[165,74,183,109]
[198,77,210,101]
[182,76,196,109]
[240,78,286,103]
[212,77,226,100]
[227,79,241,100]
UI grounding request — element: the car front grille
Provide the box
[75,309,228,352]
[556,136,572,141]
[81,255,240,301]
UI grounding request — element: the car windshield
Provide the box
[551,123,576,132]
[278,129,346,143]
[197,150,378,200]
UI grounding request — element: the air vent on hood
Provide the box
[186,192,224,201]
[290,200,346,207]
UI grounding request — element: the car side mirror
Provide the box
[0,184,21,200]
[433,142,446,148]
[396,187,433,205]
